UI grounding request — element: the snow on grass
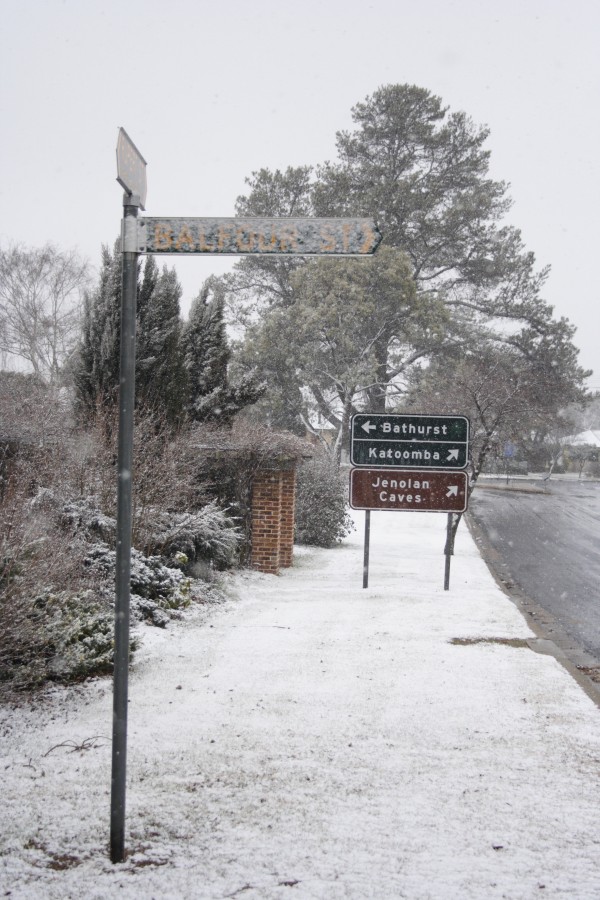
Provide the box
[1,510,599,898]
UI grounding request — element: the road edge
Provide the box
[464,508,600,709]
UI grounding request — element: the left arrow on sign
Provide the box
[361,421,377,434]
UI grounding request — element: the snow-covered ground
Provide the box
[1,510,599,899]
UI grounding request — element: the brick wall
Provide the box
[250,467,296,574]
[279,468,296,570]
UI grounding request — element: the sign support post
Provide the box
[363,510,371,589]
[444,513,453,591]
[110,192,140,864]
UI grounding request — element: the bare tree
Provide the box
[0,243,90,384]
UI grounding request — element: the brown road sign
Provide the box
[349,468,469,512]
[136,216,381,256]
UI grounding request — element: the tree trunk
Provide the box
[365,336,389,412]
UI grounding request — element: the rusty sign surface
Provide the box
[135,217,381,256]
[116,128,147,209]
[349,468,469,512]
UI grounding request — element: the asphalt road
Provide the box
[468,479,600,664]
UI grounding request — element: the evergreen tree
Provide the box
[137,253,158,332]
[73,290,96,421]
[74,240,121,421]
[236,247,443,454]
[184,277,263,426]
[136,264,186,425]
[74,247,186,426]
[313,85,512,292]
[226,84,588,455]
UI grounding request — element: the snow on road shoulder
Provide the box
[1,510,599,899]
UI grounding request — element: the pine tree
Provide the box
[137,253,158,334]
[73,240,122,422]
[136,264,186,425]
[73,290,96,422]
[95,241,123,406]
[184,277,263,427]
[226,84,589,455]
[74,248,187,426]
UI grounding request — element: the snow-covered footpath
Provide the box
[1,510,599,899]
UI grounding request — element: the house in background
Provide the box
[568,429,600,448]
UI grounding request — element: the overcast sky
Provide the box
[1,0,598,387]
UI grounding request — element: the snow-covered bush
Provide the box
[0,585,133,691]
[145,500,242,570]
[0,500,121,691]
[31,590,118,682]
[0,394,244,691]
[61,496,116,543]
[84,543,192,627]
[295,453,354,547]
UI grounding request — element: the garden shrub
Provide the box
[84,543,193,627]
[0,587,133,691]
[0,425,235,691]
[295,452,354,547]
[0,393,309,692]
[145,500,242,570]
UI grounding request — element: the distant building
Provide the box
[568,429,600,448]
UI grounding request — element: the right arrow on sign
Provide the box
[446,485,459,497]
[447,449,459,461]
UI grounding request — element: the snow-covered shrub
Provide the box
[0,487,121,690]
[84,543,192,627]
[145,500,242,570]
[32,590,118,682]
[0,394,241,691]
[295,452,354,548]
[0,587,136,691]
[61,496,116,543]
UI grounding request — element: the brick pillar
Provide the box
[250,471,283,574]
[279,468,296,569]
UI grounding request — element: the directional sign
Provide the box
[349,468,469,512]
[116,128,147,209]
[136,216,381,256]
[351,413,469,469]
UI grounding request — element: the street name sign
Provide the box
[349,468,469,512]
[135,216,381,256]
[116,128,147,209]
[351,413,469,469]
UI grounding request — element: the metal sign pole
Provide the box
[109,129,379,863]
[110,193,140,864]
[363,510,371,589]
